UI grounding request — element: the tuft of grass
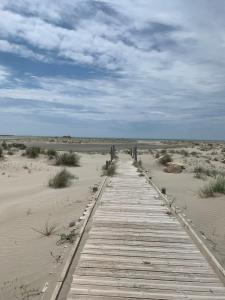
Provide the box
[159,154,172,165]
[190,151,198,156]
[160,149,167,155]
[11,142,27,150]
[92,186,98,193]
[194,166,225,179]
[25,147,40,158]
[57,228,78,245]
[0,147,3,158]
[199,176,225,197]
[32,221,58,236]
[194,171,206,180]
[56,152,80,166]
[1,140,8,150]
[180,149,189,157]
[7,150,14,155]
[49,169,77,188]
[47,149,57,159]
[133,159,142,168]
[102,162,117,176]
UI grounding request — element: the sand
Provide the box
[140,143,225,268]
[1,139,225,299]
[0,151,106,300]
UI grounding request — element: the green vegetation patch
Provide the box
[102,161,117,176]
[159,154,173,165]
[49,169,77,188]
[25,147,41,158]
[55,152,80,166]
[199,176,225,197]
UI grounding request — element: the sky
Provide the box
[0,0,225,139]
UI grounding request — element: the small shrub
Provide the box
[194,166,208,178]
[191,151,198,156]
[1,140,8,150]
[25,147,40,158]
[49,169,77,188]
[102,162,116,176]
[47,149,57,159]
[57,228,77,245]
[11,143,27,150]
[133,159,142,168]
[169,149,175,154]
[159,154,172,165]
[199,176,225,197]
[7,150,14,155]
[160,149,167,155]
[155,153,160,158]
[211,151,217,155]
[194,166,225,178]
[0,147,3,158]
[92,186,98,193]
[56,152,80,166]
[194,171,206,180]
[180,149,189,157]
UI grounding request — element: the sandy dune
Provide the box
[0,151,106,300]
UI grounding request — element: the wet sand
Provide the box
[0,151,106,300]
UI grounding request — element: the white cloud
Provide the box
[0,0,225,137]
[0,39,48,62]
[0,65,10,83]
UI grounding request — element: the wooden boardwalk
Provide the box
[67,160,225,299]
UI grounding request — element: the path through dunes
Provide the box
[67,159,225,300]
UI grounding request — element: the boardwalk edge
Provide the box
[143,169,225,282]
[49,176,108,300]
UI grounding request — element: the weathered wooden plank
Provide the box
[92,220,182,228]
[93,219,179,226]
[72,276,225,293]
[69,286,225,299]
[79,254,211,269]
[87,233,193,244]
[77,260,214,275]
[89,229,189,239]
[75,267,220,283]
[95,211,170,217]
[82,247,205,260]
[90,226,187,235]
[86,238,199,249]
[84,243,202,255]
